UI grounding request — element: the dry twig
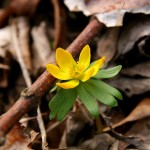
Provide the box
[37,106,49,150]
[11,21,48,149]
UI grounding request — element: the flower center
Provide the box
[73,68,82,79]
[70,64,83,79]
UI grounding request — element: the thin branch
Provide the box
[0,18,104,143]
[12,20,49,149]
[37,106,49,150]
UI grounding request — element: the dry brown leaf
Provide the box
[46,120,66,149]
[0,0,40,27]
[80,134,115,150]
[64,0,150,27]
[31,22,53,73]
[103,98,150,132]
[59,107,93,148]
[108,76,150,97]
[96,15,150,63]
[101,113,150,149]
[97,27,120,62]
[0,123,30,150]
[117,15,150,56]
[0,17,32,72]
[121,61,150,78]
[17,17,32,71]
[4,0,40,16]
[27,130,39,149]
[118,117,150,150]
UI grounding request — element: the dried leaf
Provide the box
[80,134,115,150]
[102,113,150,149]
[121,61,150,78]
[31,22,53,73]
[107,76,150,97]
[112,129,149,150]
[103,98,150,132]
[117,16,150,56]
[27,130,39,149]
[8,0,40,16]
[97,28,120,62]
[0,0,40,27]
[64,0,150,27]
[0,123,30,150]
[118,117,150,150]
[59,108,93,148]
[17,17,32,71]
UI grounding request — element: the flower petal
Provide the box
[56,48,77,72]
[90,56,106,77]
[56,80,79,89]
[80,57,105,82]
[80,68,94,82]
[46,64,71,80]
[78,45,90,71]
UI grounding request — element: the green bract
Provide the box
[47,45,123,121]
[94,65,122,79]
[49,88,77,121]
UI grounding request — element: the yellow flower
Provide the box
[46,45,105,89]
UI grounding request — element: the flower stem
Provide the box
[95,116,103,134]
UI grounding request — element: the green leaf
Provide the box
[83,80,118,107]
[49,89,64,120]
[57,88,77,121]
[94,65,122,79]
[49,88,77,121]
[87,79,123,100]
[77,83,99,118]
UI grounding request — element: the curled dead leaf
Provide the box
[117,15,150,56]
[119,117,150,149]
[64,0,150,27]
[103,98,150,132]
